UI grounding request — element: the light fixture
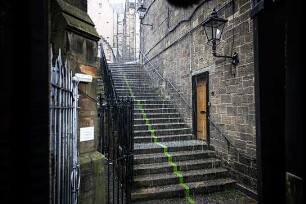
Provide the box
[202,8,239,66]
[73,73,93,83]
[137,3,146,20]
[137,2,153,28]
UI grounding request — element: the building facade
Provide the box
[122,0,140,62]
[140,0,257,193]
[50,0,104,203]
[88,0,118,62]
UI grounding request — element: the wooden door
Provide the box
[196,77,207,140]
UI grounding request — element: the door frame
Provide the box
[192,71,210,146]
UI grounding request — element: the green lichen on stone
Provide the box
[79,154,92,172]
[90,151,104,173]
[79,151,106,204]
[63,13,99,38]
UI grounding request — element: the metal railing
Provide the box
[50,48,80,204]
[99,96,134,204]
[139,50,256,163]
[99,48,134,203]
[208,116,256,162]
[100,47,118,99]
[139,50,193,126]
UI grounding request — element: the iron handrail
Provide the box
[139,49,192,109]
[140,50,255,162]
[100,46,118,99]
[208,116,256,162]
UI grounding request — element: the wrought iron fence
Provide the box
[100,45,118,99]
[50,48,80,204]
[99,96,134,204]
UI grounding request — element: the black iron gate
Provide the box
[99,95,134,204]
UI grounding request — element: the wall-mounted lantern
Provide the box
[137,1,153,28]
[137,3,146,20]
[202,8,239,66]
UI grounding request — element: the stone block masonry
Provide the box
[79,151,105,204]
[140,0,257,193]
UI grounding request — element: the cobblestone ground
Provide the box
[132,189,258,204]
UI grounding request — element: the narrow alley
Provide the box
[103,62,258,203]
[2,0,302,204]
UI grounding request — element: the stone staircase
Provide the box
[109,63,236,203]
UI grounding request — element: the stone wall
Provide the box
[141,0,257,192]
[79,152,105,204]
[51,0,105,202]
[123,1,137,62]
[63,32,100,154]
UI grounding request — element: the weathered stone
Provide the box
[80,64,97,78]
[227,107,237,116]
[140,0,256,192]
[221,94,232,104]
[79,151,105,204]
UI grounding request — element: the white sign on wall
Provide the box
[80,126,94,141]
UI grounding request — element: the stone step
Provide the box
[134,149,215,165]
[134,112,181,119]
[112,76,150,80]
[134,134,192,143]
[118,94,162,99]
[112,77,150,81]
[134,158,221,175]
[109,63,138,65]
[134,117,184,125]
[134,99,172,105]
[110,64,236,202]
[111,71,145,74]
[134,127,192,137]
[117,92,161,97]
[134,168,229,188]
[134,140,207,155]
[114,83,151,88]
[116,88,156,92]
[112,79,150,84]
[114,85,154,89]
[133,103,174,109]
[113,79,149,83]
[113,81,149,84]
[132,96,163,100]
[111,72,141,75]
[134,122,188,131]
[134,108,178,114]
[109,66,139,70]
[131,178,236,202]
[117,93,130,97]
[115,89,157,93]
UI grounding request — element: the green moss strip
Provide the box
[123,72,195,204]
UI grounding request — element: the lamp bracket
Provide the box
[140,22,153,28]
[213,52,239,66]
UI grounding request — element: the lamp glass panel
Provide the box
[212,21,225,40]
[204,22,213,41]
[138,7,146,12]
[139,12,145,19]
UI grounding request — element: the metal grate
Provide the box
[99,96,134,204]
[50,47,80,204]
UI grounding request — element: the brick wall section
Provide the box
[64,35,100,154]
[141,0,257,191]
